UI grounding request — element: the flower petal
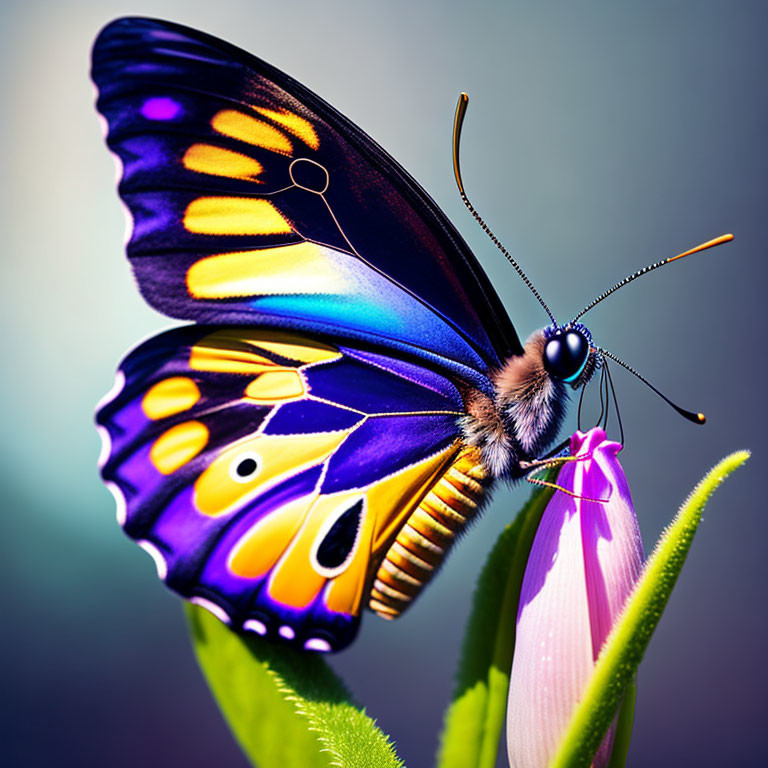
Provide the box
[571,431,644,658]
[506,483,594,767]
[507,429,644,768]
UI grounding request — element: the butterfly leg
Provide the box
[521,454,608,503]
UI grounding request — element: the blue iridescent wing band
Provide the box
[91,17,522,389]
[97,326,478,651]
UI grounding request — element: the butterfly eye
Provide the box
[543,329,590,382]
[229,452,262,483]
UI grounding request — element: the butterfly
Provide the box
[93,17,727,652]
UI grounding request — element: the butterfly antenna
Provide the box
[596,346,705,425]
[572,234,733,323]
[453,93,556,325]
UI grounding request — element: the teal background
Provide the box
[1,1,765,766]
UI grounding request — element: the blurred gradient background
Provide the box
[1,1,765,766]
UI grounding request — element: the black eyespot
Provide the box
[236,458,257,477]
[543,329,590,382]
[229,452,261,483]
[316,499,363,571]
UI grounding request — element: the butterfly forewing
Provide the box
[97,326,477,651]
[91,17,521,387]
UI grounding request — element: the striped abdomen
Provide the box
[369,446,490,619]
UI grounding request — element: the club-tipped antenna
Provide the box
[453,93,556,325]
[597,346,705,425]
[572,234,733,323]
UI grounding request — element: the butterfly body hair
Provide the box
[461,330,569,479]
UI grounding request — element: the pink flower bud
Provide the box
[507,428,644,768]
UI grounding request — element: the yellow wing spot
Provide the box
[190,329,340,373]
[186,242,352,299]
[228,495,313,578]
[244,370,305,402]
[254,107,320,150]
[268,490,365,610]
[183,143,264,181]
[368,444,458,553]
[142,377,201,420]
[252,334,340,364]
[190,341,278,376]
[275,446,457,617]
[183,197,292,236]
[211,109,293,154]
[194,431,348,517]
[150,421,209,475]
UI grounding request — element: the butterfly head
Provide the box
[462,323,601,478]
[542,322,599,387]
[488,325,601,463]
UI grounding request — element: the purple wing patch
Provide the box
[97,325,467,651]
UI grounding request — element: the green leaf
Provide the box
[186,604,404,768]
[437,479,556,768]
[550,449,750,768]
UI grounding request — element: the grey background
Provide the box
[1,1,765,766]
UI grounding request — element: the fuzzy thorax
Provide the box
[460,330,567,478]
[496,329,568,457]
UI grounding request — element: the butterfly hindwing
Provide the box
[91,17,521,388]
[96,326,469,651]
